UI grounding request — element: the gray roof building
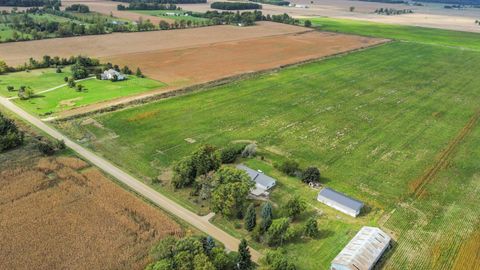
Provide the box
[317,188,364,217]
[236,164,276,196]
[331,226,391,270]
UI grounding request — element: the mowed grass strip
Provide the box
[0,68,72,98]
[65,42,480,211]
[306,17,480,51]
[16,75,165,115]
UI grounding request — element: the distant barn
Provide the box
[331,226,391,270]
[317,188,363,217]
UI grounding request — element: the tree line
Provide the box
[64,4,90,13]
[117,2,178,10]
[0,0,60,7]
[374,8,414,15]
[250,0,290,6]
[112,0,206,4]
[210,2,262,10]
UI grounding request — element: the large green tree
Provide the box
[0,113,24,152]
[260,202,273,232]
[284,196,306,220]
[237,239,253,270]
[265,218,291,246]
[211,167,254,217]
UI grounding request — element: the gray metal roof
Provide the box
[332,226,391,270]
[236,164,276,189]
[318,188,363,212]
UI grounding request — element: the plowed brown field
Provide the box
[0,150,183,270]
[105,31,387,85]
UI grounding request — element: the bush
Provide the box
[241,143,257,158]
[304,20,312,27]
[301,166,320,183]
[276,160,300,177]
[0,113,24,152]
[218,143,246,163]
[38,141,55,156]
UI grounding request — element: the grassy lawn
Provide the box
[133,10,210,23]
[15,75,165,116]
[57,39,480,269]
[0,68,72,98]
[305,17,480,51]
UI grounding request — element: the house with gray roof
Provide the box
[317,188,364,217]
[236,164,276,196]
[331,226,391,270]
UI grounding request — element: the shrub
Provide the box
[218,143,246,163]
[6,85,14,92]
[0,113,24,152]
[38,141,56,156]
[301,166,320,183]
[304,20,312,27]
[276,160,300,177]
[241,143,257,158]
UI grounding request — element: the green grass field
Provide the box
[15,75,165,116]
[306,17,480,51]
[0,68,72,98]
[58,37,480,269]
[133,10,210,23]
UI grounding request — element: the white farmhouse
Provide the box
[317,188,364,217]
[331,226,391,270]
[100,69,126,81]
[236,164,276,196]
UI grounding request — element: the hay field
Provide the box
[0,147,183,270]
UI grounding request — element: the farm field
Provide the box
[0,21,307,67]
[15,75,165,116]
[133,10,210,23]
[0,141,183,270]
[306,17,480,51]
[105,31,386,85]
[0,68,72,98]
[57,38,480,269]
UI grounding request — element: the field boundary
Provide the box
[54,38,391,122]
[409,108,480,198]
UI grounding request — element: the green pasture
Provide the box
[305,17,480,51]
[0,68,72,98]
[15,75,164,115]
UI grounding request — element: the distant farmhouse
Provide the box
[331,226,391,270]
[101,69,126,81]
[236,164,276,196]
[317,188,364,217]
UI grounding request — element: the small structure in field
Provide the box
[236,164,276,196]
[100,69,125,81]
[331,226,391,270]
[317,188,363,217]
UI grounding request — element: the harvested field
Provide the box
[106,31,387,85]
[0,22,308,67]
[0,148,183,270]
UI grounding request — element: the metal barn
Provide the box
[317,188,364,217]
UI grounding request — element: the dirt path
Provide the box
[0,96,262,262]
[409,109,480,198]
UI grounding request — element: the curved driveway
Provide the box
[0,97,261,262]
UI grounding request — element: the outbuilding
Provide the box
[317,188,363,217]
[236,164,276,196]
[331,226,391,270]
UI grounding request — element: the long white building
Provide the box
[331,226,391,270]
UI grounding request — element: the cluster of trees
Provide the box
[158,18,212,30]
[117,3,178,10]
[250,0,290,6]
[210,2,262,10]
[37,137,66,156]
[0,113,24,153]
[192,10,263,26]
[65,4,90,13]
[374,8,414,15]
[112,0,206,3]
[274,159,321,185]
[269,13,297,24]
[146,235,253,270]
[0,0,60,7]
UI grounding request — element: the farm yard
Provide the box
[14,74,164,116]
[0,140,183,270]
[57,30,480,269]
